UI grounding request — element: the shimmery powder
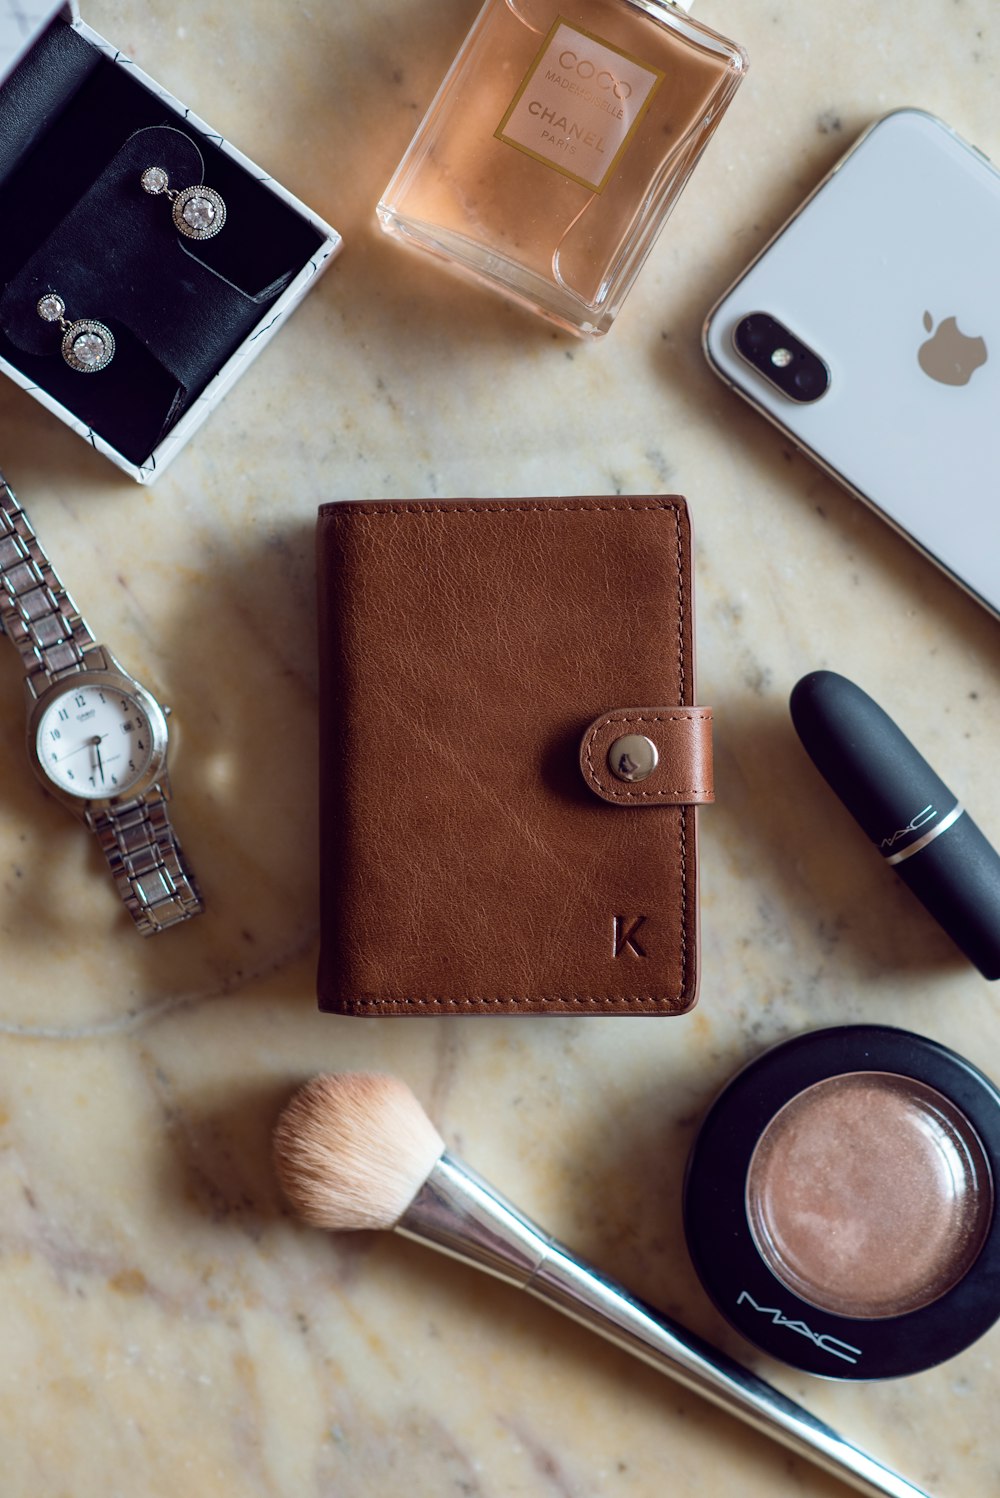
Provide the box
[746,1071,993,1319]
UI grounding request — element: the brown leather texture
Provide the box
[580,708,714,806]
[316,496,709,1017]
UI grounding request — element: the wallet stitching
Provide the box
[674,505,685,707]
[680,808,688,999]
[582,711,713,800]
[320,500,683,516]
[327,500,695,1010]
[337,994,693,1009]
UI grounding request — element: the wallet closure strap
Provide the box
[580,708,714,805]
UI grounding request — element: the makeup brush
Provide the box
[274,1073,931,1498]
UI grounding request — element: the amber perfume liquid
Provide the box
[377,0,746,337]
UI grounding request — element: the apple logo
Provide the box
[918,311,988,386]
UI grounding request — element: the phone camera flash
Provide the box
[733,312,830,404]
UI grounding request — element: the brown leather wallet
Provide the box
[316,496,714,1016]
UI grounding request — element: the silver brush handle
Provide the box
[397,1154,931,1498]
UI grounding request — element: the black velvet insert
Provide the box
[0,17,327,467]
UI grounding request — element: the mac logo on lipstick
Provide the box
[879,803,937,851]
[736,1291,862,1365]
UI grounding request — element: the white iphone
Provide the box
[703,108,1000,619]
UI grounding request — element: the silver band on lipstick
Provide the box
[885,803,965,865]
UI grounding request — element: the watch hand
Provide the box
[61,737,103,760]
[94,738,105,783]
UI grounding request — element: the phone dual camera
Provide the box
[734,313,830,404]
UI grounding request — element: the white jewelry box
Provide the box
[0,2,342,483]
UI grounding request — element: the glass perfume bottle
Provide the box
[377,0,747,338]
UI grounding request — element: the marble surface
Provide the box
[2,1,1000,1494]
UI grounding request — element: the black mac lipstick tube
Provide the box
[790,670,1000,980]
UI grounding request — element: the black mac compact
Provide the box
[684,1026,1000,1379]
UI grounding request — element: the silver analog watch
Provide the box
[0,473,203,935]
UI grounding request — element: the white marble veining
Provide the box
[2,1,1000,1494]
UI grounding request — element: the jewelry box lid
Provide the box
[0,0,71,89]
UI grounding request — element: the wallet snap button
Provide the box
[608,733,658,782]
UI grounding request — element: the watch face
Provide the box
[36,684,156,799]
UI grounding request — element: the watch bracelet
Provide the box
[0,474,98,696]
[92,792,203,936]
[0,471,204,935]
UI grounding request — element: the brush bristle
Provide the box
[273,1073,446,1232]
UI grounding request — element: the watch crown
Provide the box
[163,703,172,718]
